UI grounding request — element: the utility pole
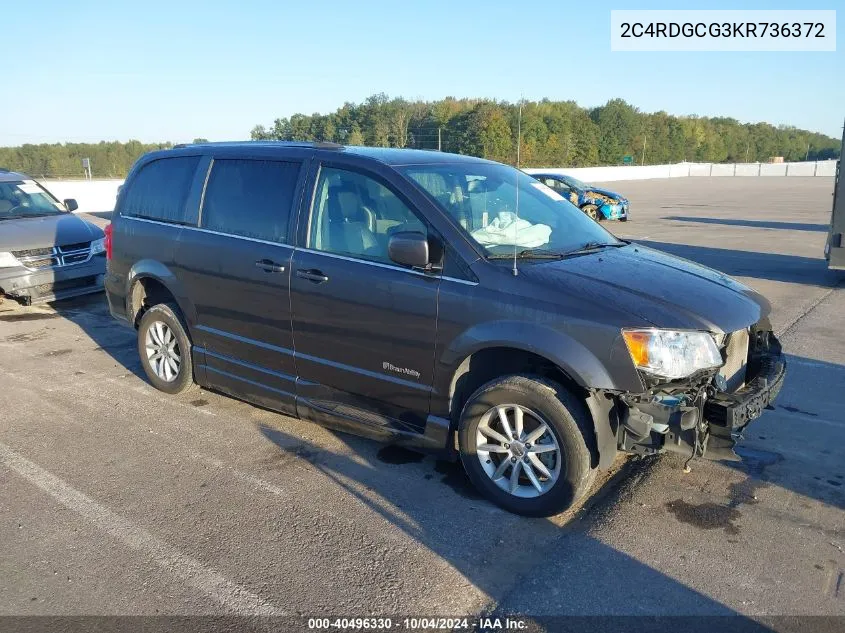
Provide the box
[641,135,647,166]
[438,127,441,152]
[745,143,750,163]
[805,143,810,161]
[516,98,523,167]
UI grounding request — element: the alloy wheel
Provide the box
[145,321,181,382]
[475,404,562,498]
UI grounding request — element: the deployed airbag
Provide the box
[471,212,552,248]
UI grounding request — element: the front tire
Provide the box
[137,303,195,394]
[458,375,597,517]
[582,204,599,221]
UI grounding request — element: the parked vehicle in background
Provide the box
[530,172,629,222]
[825,122,844,270]
[0,169,106,305]
[105,142,784,516]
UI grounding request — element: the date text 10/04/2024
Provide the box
[307,617,528,630]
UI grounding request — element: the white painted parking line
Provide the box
[0,441,285,616]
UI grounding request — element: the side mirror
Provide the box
[388,231,430,269]
[64,198,79,212]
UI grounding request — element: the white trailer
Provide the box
[826,122,845,270]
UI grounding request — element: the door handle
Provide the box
[255,259,286,273]
[296,269,329,283]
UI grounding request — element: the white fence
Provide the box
[41,179,123,215]
[524,159,836,182]
[40,160,836,215]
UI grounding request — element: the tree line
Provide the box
[0,96,839,178]
[0,139,201,179]
[251,94,841,167]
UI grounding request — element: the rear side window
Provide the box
[122,156,200,223]
[200,159,301,244]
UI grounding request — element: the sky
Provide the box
[1,0,842,146]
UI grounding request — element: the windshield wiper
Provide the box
[562,241,627,257]
[488,241,628,260]
[488,248,566,260]
[0,212,61,220]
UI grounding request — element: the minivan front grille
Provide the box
[12,241,91,270]
[17,254,59,269]
[59,241,90,252]
[13,246,53,257]
[719,329,750,392]
[58,242,92,265]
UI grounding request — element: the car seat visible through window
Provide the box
[325,186,380,258]
[312,168,428,265]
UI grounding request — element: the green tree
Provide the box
[1,95,838,178]
[591,99,640,164]
[347,124,365,146]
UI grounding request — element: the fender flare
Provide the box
[585,390,620,469]
[440,321,620,394]
[125,260,197,328]
[439,321,630,469]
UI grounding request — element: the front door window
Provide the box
[309,167,426,264]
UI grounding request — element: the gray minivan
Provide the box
[0,169,106,305]
[105,142,785,516]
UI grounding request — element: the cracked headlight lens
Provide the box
[623,329,723,380]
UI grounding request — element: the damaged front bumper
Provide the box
[0,257,105,305]
[704,350,786,431]
[615,326,786,462]
[600,200,629,220]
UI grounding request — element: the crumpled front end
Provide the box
[582,190,629,220]
[0,246,105,305]
[614,319,786,463]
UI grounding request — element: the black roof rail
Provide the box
[171,141,345,151]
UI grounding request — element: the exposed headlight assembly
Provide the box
[622,329,723,380]
[0,252,21,268]
[89,237,106,255]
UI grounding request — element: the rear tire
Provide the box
[458,375,597,517]
[137,303,195,395]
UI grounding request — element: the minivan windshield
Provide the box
[400,162,619,258]
[0,181,67,220]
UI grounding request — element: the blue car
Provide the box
[531,173,629,222]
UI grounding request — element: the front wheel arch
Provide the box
[448,346,584,425]
[445,346,615,470]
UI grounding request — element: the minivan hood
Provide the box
[0,214,103,251]
[521,244,769,333]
